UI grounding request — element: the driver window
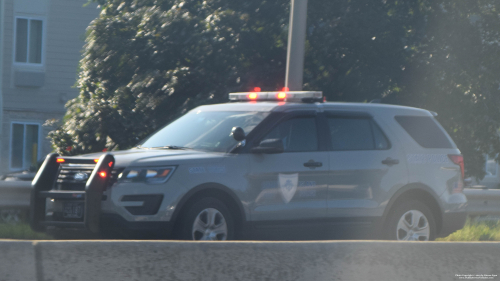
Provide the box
[261,117,318,152]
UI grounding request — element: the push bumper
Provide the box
[30,153,114,233]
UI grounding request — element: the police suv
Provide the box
[30,91,467,240]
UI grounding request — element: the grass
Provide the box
[0,217,499,241]
[437,218,500,241]
[0,223,53,240]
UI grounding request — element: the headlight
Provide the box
[117,166,176,184]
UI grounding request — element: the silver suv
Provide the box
[30,91,467,241]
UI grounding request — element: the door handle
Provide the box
[304,160,323,168]
[382,157,399,166]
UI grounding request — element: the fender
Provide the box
[381,183,444,231]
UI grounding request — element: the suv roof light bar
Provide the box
[229,91,323,103]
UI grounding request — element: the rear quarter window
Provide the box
[395,116,453,149]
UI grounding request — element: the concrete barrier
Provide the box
[0,240,498,281]
[0,240,36,281]
[0,181,32,208]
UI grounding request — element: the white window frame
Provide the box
[484,154,499,178]
[13,16,46,66]
[9,122,42,171]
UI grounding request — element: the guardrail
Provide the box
[0,240,498,281]
[0,181,32,223]
[464,188,500,218]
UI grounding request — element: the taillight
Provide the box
[448,155,464,179]
[448,154,464,194]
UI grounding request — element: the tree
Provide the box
[50,0,500,179]
[49,0,290,155]
[304,0,500,178]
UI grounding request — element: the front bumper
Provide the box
[100,213,174,239]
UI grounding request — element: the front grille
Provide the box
[55,164,94,191]
[55,164,123,191]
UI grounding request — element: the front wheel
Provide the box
[385,200,436,241]
[177,197,235,241]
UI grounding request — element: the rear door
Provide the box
[324,111,408,236]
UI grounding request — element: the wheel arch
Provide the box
[171,182,246,233]
[382,183,444,235]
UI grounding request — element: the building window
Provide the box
[485,154,498,177]
[10,123,40,170]
[15,17,43,64]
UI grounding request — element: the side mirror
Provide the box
[251,139,284,154]
[230,127,246,142]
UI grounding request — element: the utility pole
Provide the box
[284,0,308,91]
[0,0,4,173]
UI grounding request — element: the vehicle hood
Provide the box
[68,148,225,167]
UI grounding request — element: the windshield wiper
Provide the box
[152,145,191,150]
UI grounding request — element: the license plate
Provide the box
[62,202,84,219]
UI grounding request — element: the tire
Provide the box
[385,200,436,241]
[176,197,235,241]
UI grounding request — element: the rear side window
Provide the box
[327,117,390,151]
[395,116,453,148]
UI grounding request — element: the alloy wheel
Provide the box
[191,208,228,240]
[396,210,430,241]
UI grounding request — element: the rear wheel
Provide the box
[385,200,436,241]
[177,197,234,240]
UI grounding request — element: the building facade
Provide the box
[0,0,99,174]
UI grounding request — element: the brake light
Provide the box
[56,158,65,163]
[282,87,289,92]
[448,155,464,179]
[94,159,99,163]
[277,92,287,99]
[252,87,261,92]
[99,171,107,178]
[448,154,465,194]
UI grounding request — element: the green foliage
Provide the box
[50,0,289,155]
[0,223,53,240]
[51,0,500,179]
[304,0,500,179]
[383,0,500,179]
[438,218,500,241]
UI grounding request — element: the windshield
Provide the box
[139,111,269,152]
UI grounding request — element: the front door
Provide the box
[248,113,329,238]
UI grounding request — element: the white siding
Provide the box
[1,0,99,173]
